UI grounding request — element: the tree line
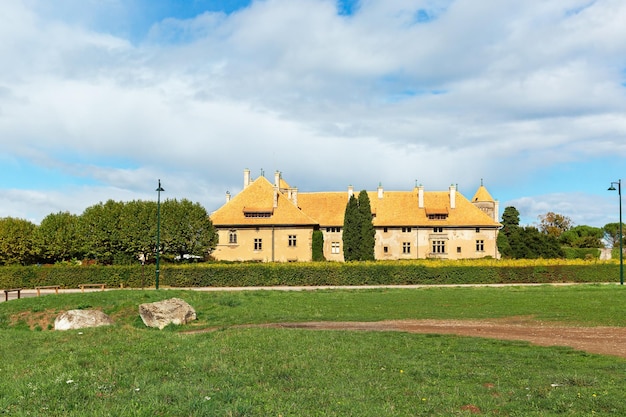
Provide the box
[1,198,621,265]
[0,199,217,266]
[497,207,624,259]
[341,197,621,261]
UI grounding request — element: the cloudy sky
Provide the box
[1,0,625,227]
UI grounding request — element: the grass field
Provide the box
[1,285,626,416]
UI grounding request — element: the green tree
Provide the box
[312,229,325,261]
[497,206,521,258]
[498,206,564,259]
[342,191,376,261]
[342,194,360,261]
[538,212,573,238]
[520,227,565,258]
[560,225,604,248]
[118,200,157,264]
[604,223,625,248]
[161,199,217,261]
[501,206,521,229]
[357,190,375,261]
[78,200,124,264]
[0,217,37,265]
[35,211,82,263]
[496,230,512,258]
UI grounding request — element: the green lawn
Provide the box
[1,285,625,416]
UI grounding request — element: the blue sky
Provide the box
[1,0,625,227]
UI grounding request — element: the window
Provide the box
[383,246,389,253]
[383,227,388,233]
[402,227,412,233]
[402,242,411,254]
[244,212,272,218]
[457,247,461,253]
[428,214,448,220]
[476,239,485,252]
[476,227,481,233]
[432,240,446,254]
[254,238,263,251]
[326,227,341,233]
[228,230,237,244]
[331,242,340,254]
[288,235,297,247]
[433,227,443,233]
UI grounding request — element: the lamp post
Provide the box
[155,179,165,290]
[608,179,623,285]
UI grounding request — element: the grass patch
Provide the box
[0,285,625,415]
[2,284,626,330]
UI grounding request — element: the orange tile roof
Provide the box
[279,178,291,189]
[472,185,495,203]
[211,176,501,228]
[297,192,349,226]
[210,176,317,226]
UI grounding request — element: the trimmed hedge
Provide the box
[563,247,600,259]
[0,261,621,289]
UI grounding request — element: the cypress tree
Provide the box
[312,229,325,261]
[357,190,375,261]
[342,194,360,261]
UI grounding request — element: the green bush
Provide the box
[0,261,621,289]
[562,247,600,260]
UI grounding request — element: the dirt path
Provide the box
[8,286,626,358]
[214,318,626,359]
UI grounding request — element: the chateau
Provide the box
[210,169,501,262]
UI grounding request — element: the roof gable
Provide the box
[210,177,317,226]
[212,174,501,228]
[472,185,495,203]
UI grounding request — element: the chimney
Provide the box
[225,191,231,203]
[348,185,354,198]
[418,185,424,208]
[274,170,281,187]
[292,187,298,207]
[377,182,383,199]
[449,184,456,209]
[244,168,251,189]
[494,200,500,222]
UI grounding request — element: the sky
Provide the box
[1,0,625,228]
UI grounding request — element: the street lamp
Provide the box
[155,179,165,290]
[608,179,623,285]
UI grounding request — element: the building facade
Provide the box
[210,169,501,262]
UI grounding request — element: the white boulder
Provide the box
[138,298,197,330]
[54,310,114,331]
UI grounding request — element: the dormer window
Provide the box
[244,212,272,218]
[426,208,448,220]
[243,207,273,218]
[428,214,448,220]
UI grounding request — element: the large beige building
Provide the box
[210,169,501,262]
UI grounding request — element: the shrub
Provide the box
[562,247,600,260]
[0,259,620,289]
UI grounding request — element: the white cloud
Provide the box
[0,0,625,226]
[507,192,618,228]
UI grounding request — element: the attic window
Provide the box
[425,208,448,220]
[243,207,273,218]
[244,212,272,218]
